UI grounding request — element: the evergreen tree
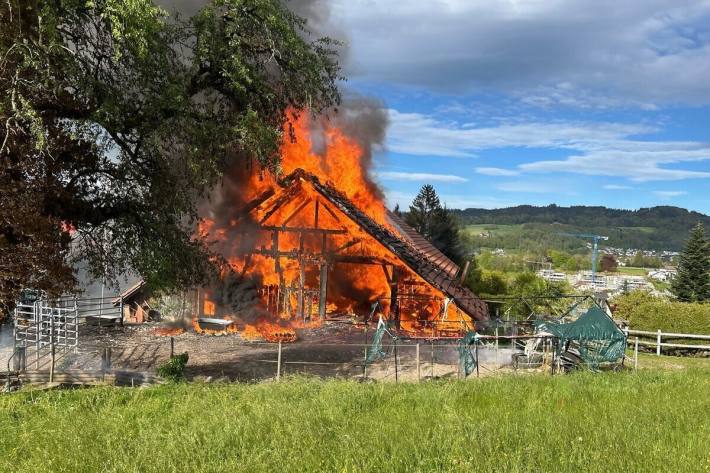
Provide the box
[406,185,441,238]
[406,185,463,263]
[671,223,710,302]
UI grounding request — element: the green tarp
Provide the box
[536,306,626,369]
[458,331,481,377]
[365,316,390,365]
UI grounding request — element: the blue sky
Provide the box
[321,0,710,213]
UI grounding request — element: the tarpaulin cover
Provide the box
[365,316,390,365]
[458,331,481,377]
[536,306,626,368]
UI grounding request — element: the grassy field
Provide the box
[1,363,709,472]
[616,266,649,276]
[464,223,522,237]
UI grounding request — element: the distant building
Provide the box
[537,269,567,283]
[648,268,677,282]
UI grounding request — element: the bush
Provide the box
[614,291,710,334]
[157,352,189,382]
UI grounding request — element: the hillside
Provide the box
[452,205,710,251]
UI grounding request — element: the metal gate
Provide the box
[14,300,79,349]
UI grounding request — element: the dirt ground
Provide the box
[1,320,520,383]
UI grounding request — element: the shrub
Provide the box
[614,292,710,334]
[157,352,189,382]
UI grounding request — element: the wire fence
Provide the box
[3,333,568,389]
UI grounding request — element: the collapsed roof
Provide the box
[264,169,490,322]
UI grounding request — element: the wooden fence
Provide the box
[624,329,710,355]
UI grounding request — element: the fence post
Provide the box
[431,339,435,379]
[656,329,662,356]
[475,342,480,378]
[276,341,282,381]
[416,343,420,382]
[49,308,55,383]
[170,337,175,358]
[393,341,399,383]
[495,326,499,368]
[13,346,26,372]
[101,347,112,373]
[634,337,639,370]
[49,344,56,383]
[35,302,40,370]
[363,325,368,380]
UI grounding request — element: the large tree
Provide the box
[406,184,464,263]
[671,223,710,302]
[0,0,341,309]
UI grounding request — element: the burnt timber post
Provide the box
[297,233,306,320]
[318,233,328,319]
[390,266,400,329]
[318,263,328,319]
[272,231,285,313]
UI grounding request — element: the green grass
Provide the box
[619,226,657,234]
[464,223,522,236]
[633,352,710,370]
[1,368,710,472]
[617,266,648,276]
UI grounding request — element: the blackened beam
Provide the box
[241,190,275,216]
[318,262,327,319]
[320,201,342,223]
[333,255,394,265]
[254,225,346,235]
[259,183,302,224]
[381,264,392,284]
[333,238,362,253]
[314,199,320,228]
[391,266,400,329]
[245,249,391,266]
[282,198,312,227]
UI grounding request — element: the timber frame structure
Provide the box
[199,169,489,330]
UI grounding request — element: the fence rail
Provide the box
[625,328,710,354]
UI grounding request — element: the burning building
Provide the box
[192,111,489,340]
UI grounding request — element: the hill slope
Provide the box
[452,205,710,251]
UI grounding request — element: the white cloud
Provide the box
[603,184,634,190]
[333,0,710,106]
[475,167,521,176]
[653,190,688,199]
[387,109,652,158]
[375,171,467,183]
[386,109,710,182]
[520,151,710,182]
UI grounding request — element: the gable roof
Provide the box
[386,210,460,277]
[282,170,489,322]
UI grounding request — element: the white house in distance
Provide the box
[648,268,677,282]
[537,269,655,294]
[537,269,567,283]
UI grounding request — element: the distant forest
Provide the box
[451,205,710,251]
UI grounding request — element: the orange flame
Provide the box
[195,110,474,339]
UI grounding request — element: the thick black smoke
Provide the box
[307,95,388,200]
